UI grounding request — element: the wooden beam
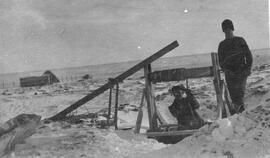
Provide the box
[48,41,179,121]
[144,64,158,131]
[134,89,145,134]
[224,82,233,110]
[147,130,199,137]
[107,87,113,125]
[159,124,178,128]
[185,66,213,79]
[221,81,231,117]
[114,83,119,130]
[211,53,224,119]
[149,66,213,83]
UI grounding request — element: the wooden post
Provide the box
[220,80,231,117]
[224,83,233,109]
[114,83,119,130]
[134,89,145,134]
[107,87,113,125]
[144,64,158,131]
[185,79,189,89]
[211,53,224,119]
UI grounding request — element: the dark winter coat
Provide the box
[218,36,253,77]
[168,92,203,128]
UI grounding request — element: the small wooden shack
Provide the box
[20,70,59,87]
[42,70,60,83]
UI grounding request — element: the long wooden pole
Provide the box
[211,53,224,119]
[134,89,145,134]
[107,87,113,125]
[48,41,179,121]
[221,81,231,117]
[144,64,158,131]
[114,83,119,130]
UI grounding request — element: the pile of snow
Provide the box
[137,101,270,158]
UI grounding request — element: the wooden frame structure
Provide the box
[48,41,179,121]
[46,40,231,140]
[138,52,232,137]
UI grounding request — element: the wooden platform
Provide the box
[147,129,199,137]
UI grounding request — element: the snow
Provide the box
[136,65,270,158]
[0,63,270,157]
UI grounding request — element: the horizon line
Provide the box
[1,47,269,75]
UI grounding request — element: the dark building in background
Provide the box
[20,70,60,87]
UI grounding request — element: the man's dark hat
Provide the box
[222,19,234,31]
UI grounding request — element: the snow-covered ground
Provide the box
[0,63,270,158]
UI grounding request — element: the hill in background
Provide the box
[0,48,269,88]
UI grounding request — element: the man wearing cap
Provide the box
[218,19,253,114]
[168,85,204,129]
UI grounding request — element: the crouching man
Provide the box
[168,85,204,130]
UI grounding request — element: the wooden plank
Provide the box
[211,53,224,119]
[149,66,213,83]
[147,129,199,137]
[149,68,185,82]
[116,41,179,83]
[159,124,178,128]
[186,79,189,89]
[114,83,119,130]
[144,64,158,131]
[134,89,145,134]
[48,41,179,121]
[221,81,231,117]
[185,66,213,79]
[107,87,113,125]
[224,82,233,110]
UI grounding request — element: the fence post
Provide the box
[144,64,158,131]
[107,87,113,125]
[114,83,119,130]
[211,53,225,119]
[134,89,145,133]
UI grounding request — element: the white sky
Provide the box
[0,0,268,73]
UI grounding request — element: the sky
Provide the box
[0,0,268,73]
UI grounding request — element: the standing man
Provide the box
[218,19,253,114]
